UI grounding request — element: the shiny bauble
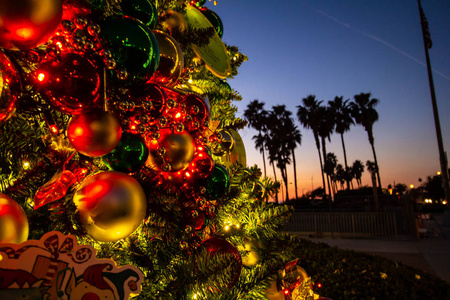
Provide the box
[237,239,260,267]
[149,30,184,87]
[200,237,242,289]
[182,93,209,125]
[184,209,206,231]
[67,111,122,157]
[0,0,62,50]
[120,0,157,29]
[0,193,29,244]
[36,51,102,115]
[211,129,235,156]
[191,0,206,7]
[73,171,146,242]
[103,132,148,173]
[189,150,214,179]
[159,10,187,34]
[265,278,285,300]
[0,51,21,124]
[204,165,230,199]
[100,16,159,83]
[200,8,223,38]
[145,127,195,172]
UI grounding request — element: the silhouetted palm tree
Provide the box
[324,152,338,197]
[335,164,346,191]
[244,100,268,177]
[329,96,354,189]
[317,105,335,199]
[286,121,301,200]
[352,160,364,188]
[350,93,382,189]
[366,160,379,211]
[297,95,326,196]
[266,105,293,202]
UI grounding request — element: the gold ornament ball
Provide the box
[0,193,29,244]
[150,30,184,87]
[237,239,260,267]
[211,129,235,156]
[265,277,285,300]
[73,171,147,242]
[146,127,195,171]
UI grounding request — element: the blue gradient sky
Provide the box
[204,0,450,197]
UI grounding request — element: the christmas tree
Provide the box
[0,0,322,299]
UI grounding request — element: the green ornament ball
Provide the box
[121,0,158,29]
[103,132,149,173]
[201,8,223,38]
[193,0,206,7]
[205,165,230,199]
[100,16,159,82]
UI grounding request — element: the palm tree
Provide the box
[324,152,338,197]
[297,95,326,197]
[329,96,354,190]
[352,160,364,188]
[335,164,346,191]
[286,121,301,200]
[350,93,382,189]
[366,160,379,211]
[244,100,268,177]
[266,105,293,203]
[317,105,335,199]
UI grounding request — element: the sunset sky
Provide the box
[204,0,450,198]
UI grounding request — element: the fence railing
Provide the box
[284,212,398,239]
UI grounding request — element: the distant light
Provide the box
[410,184,414,189]
[437,171,441,175]
[443,200,448,205]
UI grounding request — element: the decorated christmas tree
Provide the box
[0,0,323,299]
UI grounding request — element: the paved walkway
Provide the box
[304,213,450,283]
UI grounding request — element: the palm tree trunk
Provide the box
[291,149,299,200]
[261,138,267,178]
[281,165,289,203]
[341,133,351,190]
[314,133,326,197]
[271,161,278,204]
[368,132,382,189]
[321,137,333,204]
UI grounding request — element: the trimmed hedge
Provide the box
[292,237,450,299]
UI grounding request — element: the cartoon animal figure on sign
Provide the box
[63,263,140,300]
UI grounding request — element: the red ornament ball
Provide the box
[183,93,210,124]
[67,111,122,157]
[0,193,29,244]
[0,51,21,124]
[200,237,242,290]
[0,0,62,50]
[36,51,102,115]
[189,150,214,179]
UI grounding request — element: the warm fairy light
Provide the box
[55,41,63,49]
[175,112,182,119]
[16,27,33,39]
[130,124,137,130]
[410,184,414,189]
[443,200,448,205]
[283,289,290,295]
[188,78,193,83]
[437,171,441,175]
[50,125,58,134]
[317,283,322,288]
[224,225,230,231]
[236,224,240,229]
[185,171,191,178]
[37,72,45,82]
[23,161,30,169]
